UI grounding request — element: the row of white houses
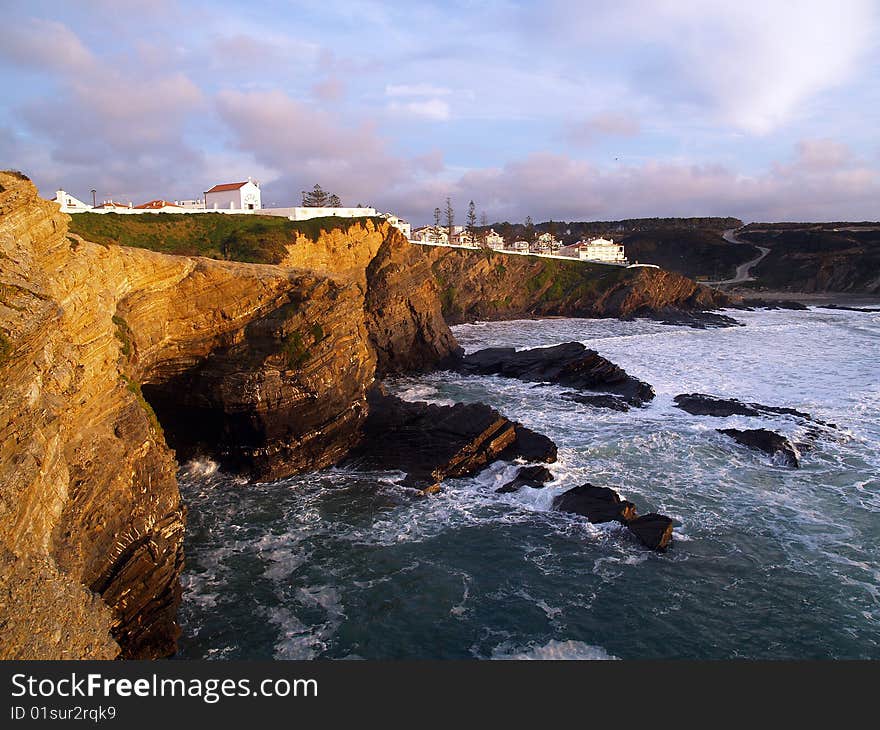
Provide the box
[411,225,628,264]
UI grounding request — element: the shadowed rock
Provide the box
[452,342,655,406]
[673,393,829,425]
[627,514,674,551]
[496,465,554,494]
[552,484,637,524]
[717,428,800,467]
[561,392,631,411]
[636,308,743,328]
[344,387,557,487]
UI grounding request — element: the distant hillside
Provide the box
[488,217,743,246]
[738,225,880,294]
[620,229,758,280]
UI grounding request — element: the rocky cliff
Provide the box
[0,173,458,659]
[423,245,732,324]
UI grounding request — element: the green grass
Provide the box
[0,332,12,366]
[69,213,387,265]
[112,314,133,358]
[120,374,163,437]
[281,324,326,370]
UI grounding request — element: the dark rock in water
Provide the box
[496,465,554,494]
[561,392,631,412]
[637,307,743,329]
[344,386,557,487]
[500,425,557,463]
[673,392,827,425]
[674,393,763,417]
[452,342,654,406]
[717,428,800,467]
[552,483,637,524]
[818,304,880,313]
[627,514,674,551]
[737,298,809,311]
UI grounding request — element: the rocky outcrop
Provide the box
[0,173,459,659]
[553,484,637,524]
[552,483,674,551]
[673,392,835,428]
[627,515,675,551]
[452,342,655,406]
[343,387,556,487]
[717,428,800,467]
[279,219,459,375]
[425,245,734,325]
[496,465,554,494]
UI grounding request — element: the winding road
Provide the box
[707,228,770,285]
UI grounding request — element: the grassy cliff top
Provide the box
[68,212,387,264]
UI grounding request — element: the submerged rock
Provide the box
[496,465,554,494]
[344,387,557,487]
[552,483,637,524]
[451,342,655,406]
[737,298,809,311]
[626,514,674,551]
[717,428,800,467]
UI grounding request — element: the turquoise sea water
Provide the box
[177,308,880,659]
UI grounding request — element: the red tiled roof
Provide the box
[204,181,248,193]
[134,199,181,209]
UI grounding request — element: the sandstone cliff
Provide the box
[0,173,458,659]
[424,245,732,324]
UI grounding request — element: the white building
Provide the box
[262,205,378,221]
[380,212,411,239]
[510,240,530,252]
[204,179,262,211]
[484,229,505,249]
[54,190,93,213]
[411,226,448,244]
[559,237,627,264]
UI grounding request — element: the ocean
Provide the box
[176,307,880,659]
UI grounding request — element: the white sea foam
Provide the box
[490,639,618,660]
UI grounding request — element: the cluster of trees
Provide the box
[301,184,342,208]
[429,198,492,244]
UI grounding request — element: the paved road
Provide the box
[707,228,770,285]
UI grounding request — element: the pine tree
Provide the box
[328,193,341,207]
[302,183,329,207]
[524,215,534,242]
[433,207,442,243]
[445,197,454,243]
[466,200,477,244]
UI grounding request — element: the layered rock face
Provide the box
[280,220,459,374]
[0,173,183,658]
[424,245,733,324]
[0,173,458,658]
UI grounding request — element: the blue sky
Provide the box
[1,0,879,224]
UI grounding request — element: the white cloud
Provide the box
[385,83,453,97]
[542,0,878,134]
[388,98,451,120]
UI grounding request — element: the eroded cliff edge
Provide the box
[0,173,457,658]
[423,245,732,324]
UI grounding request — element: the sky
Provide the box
[1,0,879,225]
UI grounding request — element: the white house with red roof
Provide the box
[204,178,261,211]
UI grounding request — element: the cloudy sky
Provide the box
[2,0,879,224]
